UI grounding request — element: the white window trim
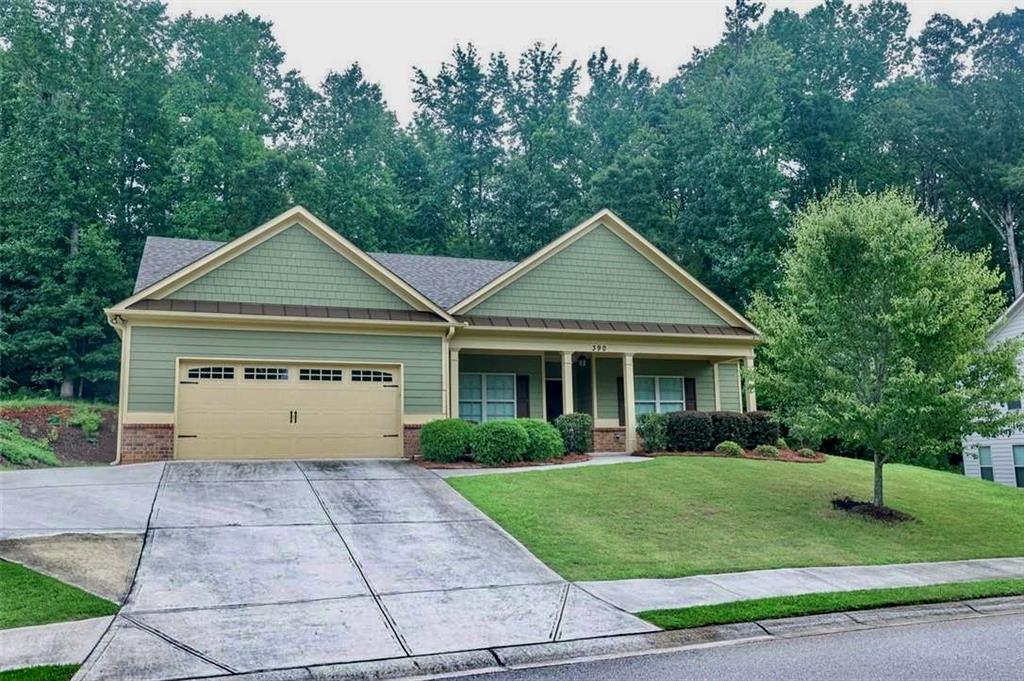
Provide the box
[460,372,517,422]
[635,375,688,414]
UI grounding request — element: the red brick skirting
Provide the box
[592,427,627,453]
[121,423,174,464]
[403,424,422,458]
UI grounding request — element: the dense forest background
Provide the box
[1,0,1022,400]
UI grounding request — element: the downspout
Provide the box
[107,313,127,465]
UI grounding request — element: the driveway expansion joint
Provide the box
[122,614,237,674]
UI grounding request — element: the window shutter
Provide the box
[684,378,697,411]
[516,375,530,418]
[616,377,625,426]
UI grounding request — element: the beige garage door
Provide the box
[175,361,402,459]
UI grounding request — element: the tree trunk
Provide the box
[873,453,884,508]
[1003,205,1022,299]
[60,379,74,399]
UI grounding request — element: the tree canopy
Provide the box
[1,0,1022,401]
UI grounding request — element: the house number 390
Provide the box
[591,344,607,352]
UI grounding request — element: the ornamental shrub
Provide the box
[776,437,789,450]
[754,444,779,458]
[518,419,565,460]
[636,412,669,452]
[554,413,593,454]
[711,411,751,447]
[714,440,743,457]
[68,406,103,443]
[667,411,713,452]
[419,418,475,463]
[797,447,817,459]
[470,420,529,466]
[745,411,779,448]
[0,419,59,467]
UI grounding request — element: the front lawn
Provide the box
[448,456,1024,581]
[639,578,1024,629]
[0,560,118,630]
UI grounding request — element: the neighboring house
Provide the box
[105,207,759,463]
[963,295,1024,488]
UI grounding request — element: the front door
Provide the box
[545,379,563,421]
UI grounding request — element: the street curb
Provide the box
[180,595,1024,680]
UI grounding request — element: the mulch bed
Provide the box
[1,405,117,465]
[832,496,915,522]
[636,449,827,463]
[415,453,592,470]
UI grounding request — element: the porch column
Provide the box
[561,351,574,414]
[449,348,460,418]
[623,353,637,453]
[744,355,757,411]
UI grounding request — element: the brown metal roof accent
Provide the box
[129,299,445,323]
[458,314,755,337]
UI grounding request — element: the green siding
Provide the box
[596,358,716,418]
[459,354,543,419]
[127,325,442,413]
[717,362,742,411]
[167,225,413,309]
[467,224,727,325]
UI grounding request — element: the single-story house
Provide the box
[106,206,760,463]
[963,295,1024,488]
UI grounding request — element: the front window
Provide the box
[979,446,994,481]
[460,373,515,422]
[1014,445,1024,488]
[635,375,685,414]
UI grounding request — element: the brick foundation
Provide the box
[120,423,174,464]
[592,427,627,453]
[403,424,422,458]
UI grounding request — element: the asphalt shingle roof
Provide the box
[131,235,516,310]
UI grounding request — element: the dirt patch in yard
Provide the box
[0,404,117,465]
[831,496,915,523]
[0,533,142,602]
[416,453,592,470]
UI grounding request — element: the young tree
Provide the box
[749,190,1022,508]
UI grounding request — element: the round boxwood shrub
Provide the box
[776,437,789,450]
[744,410,779,448]
[471,420,529,466]
[711,411,751,447]
[667,411,713,452]
[518,418,565,461]
[753,444,779,458]
[636,412,669,452]
[797,447,817,459]
[714,440,743,456]
[554,413,593,454]
[419,418,475,463]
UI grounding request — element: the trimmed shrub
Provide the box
[636,412,669,452]
[744,411,779,448]
[797,447,817,459]
[0,419,59,466]
[518,419,565,460]
[471,420,529,466]
[776,437,789,450]
[68,406,103,442]
[714,440,743,457]
[419,418,475,463]
[754,444,779,458]
[667,411,713,452]
[711,411,751,447]
[554,413,593,454]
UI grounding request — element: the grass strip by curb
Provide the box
[639,578,1024,630]
[0,560,118,630]
[0,665,79,681]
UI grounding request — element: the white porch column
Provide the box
[623,353,637,453]
[712,362,722,411]
[561,351,574,414]
[744,355,757,411]
[449,348,460,418]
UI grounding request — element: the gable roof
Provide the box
[131,235,515,310]
[450,209,759,334]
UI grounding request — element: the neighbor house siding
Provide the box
[126,325,442,414]
[717,362,741,411]
[963,436,1022,487]
[465,224,728,325]
[459,353,543,419]
[166,224,413,310]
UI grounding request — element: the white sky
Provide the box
[164,0,1018,122]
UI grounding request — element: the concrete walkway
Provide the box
[0,617,114,672]
[579,557,1024,613]
[433,453,650,478]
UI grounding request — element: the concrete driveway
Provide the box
[40,460,655,680]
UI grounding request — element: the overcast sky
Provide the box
[164,0,1018,122]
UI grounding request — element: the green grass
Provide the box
[639,578,1024,629]
[0,666,79,681]
[0,398,115,411]
[448,456,1024,581]
[0,420,59,467]
[0,561,118,630]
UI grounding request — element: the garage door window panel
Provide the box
[187,366,234,380]
[300,368,344,382]
[244,367,289,381]
[351,369,394,382]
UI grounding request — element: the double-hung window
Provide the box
[459,373,515,422]
[1014,445,1024,488]
[634,376,685,415]
[978,446,994,481]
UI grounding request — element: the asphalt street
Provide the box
[444,613,1024,681]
